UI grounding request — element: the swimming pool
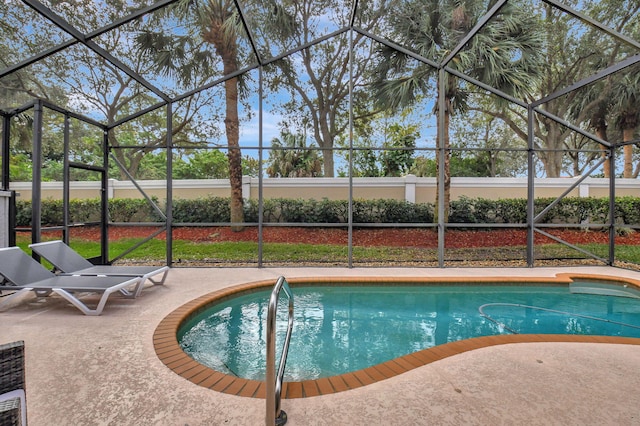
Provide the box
[175,277,640,382]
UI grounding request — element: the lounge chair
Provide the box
[0,247,141,316]
[0,341,26,426]
[30,241,169,298]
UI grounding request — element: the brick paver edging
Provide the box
[153,274,640,399]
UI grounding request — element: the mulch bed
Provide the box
[32,224,639,270]
[55,225,640,248]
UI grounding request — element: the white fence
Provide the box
[8,176,640,204]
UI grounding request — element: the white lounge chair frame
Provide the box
[29,241,169,298]
[0,247,142,315]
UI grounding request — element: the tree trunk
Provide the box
[538,151,562,177]
[318,113,334,177]
[322,146,334,177]
[594,123,610,178]
[434,95,451,223]
[540,120,564,177]
[442,107,451,222]
[204,18,244,231]
[623,126,634,178]
[225,76,244,231]
[108,133,124,179]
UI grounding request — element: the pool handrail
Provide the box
[266,276,294,426]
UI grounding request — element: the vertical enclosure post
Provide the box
[31,101,43,249]
[2,114,9,190]
[526,106,535,267]
[348,27,354,268]
[1,114,13,247]
[437,68,446,267]
[101,128,109,264]
[608,147,616,266]
[166,103,173,266]
[258,66,264,267]
[62,114,70,243]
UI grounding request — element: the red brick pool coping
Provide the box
[153,274,640,399]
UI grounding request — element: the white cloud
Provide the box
[239,109,283,147]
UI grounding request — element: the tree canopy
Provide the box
[1,0,638,195]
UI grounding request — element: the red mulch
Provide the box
[57,226,640,248]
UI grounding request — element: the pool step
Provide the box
[570,281,640,299]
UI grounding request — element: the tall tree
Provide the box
[137,0,250,229]
[340,102,421,177]
[611,66,640,178]
[475,0,639,179]
[0,0,69,108]
[379,123,419,177]
[588,0,640,178]
[266,131,323,177]
[0,0,216,180]
[563,0,639,178]
[374,0,543,220]
[450,111,528,177]
[255,0,387,176]
[566,77,615,177]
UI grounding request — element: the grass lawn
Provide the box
[16,236,640,266]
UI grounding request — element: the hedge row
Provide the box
[16,198,163,226]
[15,195,640,226]
[119,197,432,224]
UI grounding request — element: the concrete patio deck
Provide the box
[2,266,640,425]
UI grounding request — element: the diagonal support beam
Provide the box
[534,155,608,223]
[532,54,640,108]
[534,228,608,264]
[22,0,171,102]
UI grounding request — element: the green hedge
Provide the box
[16,197,162,226]
[172,197,231,223]
[15,195,640,226]
[447,196,618,224]
[353,199,433,223]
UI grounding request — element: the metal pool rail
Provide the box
[266,276,294,426]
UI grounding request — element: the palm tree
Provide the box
[374,0,543,221]
[565,0,640,179]
[254,0,388,177]
[566,75,614,177]
[137,0,247,230]
[266,132,323,178]
[611,66,640,178]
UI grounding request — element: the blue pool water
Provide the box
[178,284,640,381]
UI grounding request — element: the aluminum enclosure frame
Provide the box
[1,0,639,268]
